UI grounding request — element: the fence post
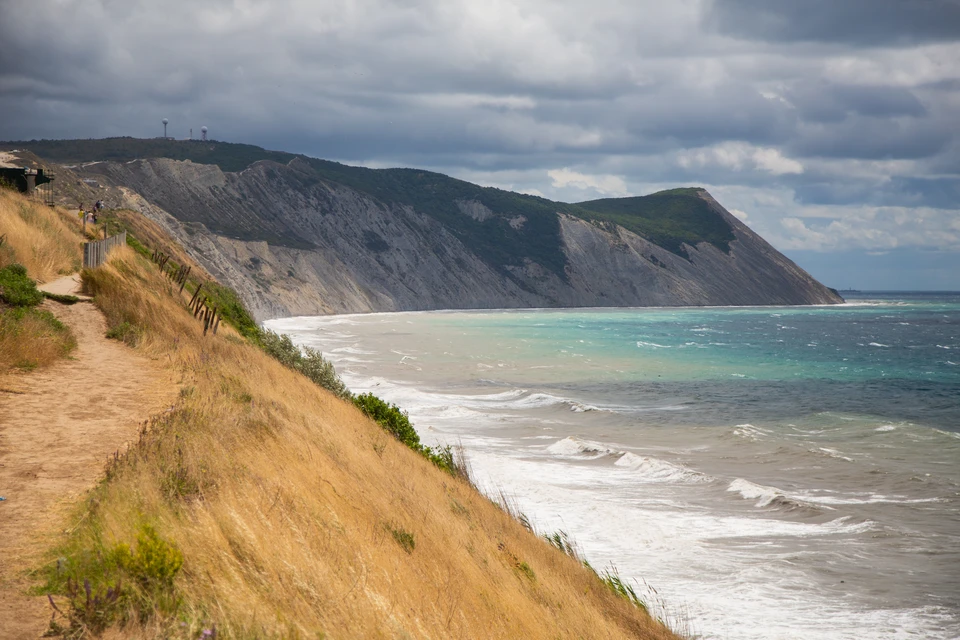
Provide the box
[189,284,203,310]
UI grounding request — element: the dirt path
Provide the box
[37,274,91,300]
[0,288,177,638]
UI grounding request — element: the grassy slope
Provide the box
[0,190,82,371]
[0,188,83,282]
[4,138,735,274]
[0,190,679,637]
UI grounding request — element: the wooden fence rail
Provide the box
[83,231,127,268]
[152,249,221,336]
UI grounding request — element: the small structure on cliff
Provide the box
[0,155,55,205]
[0,166,53,194]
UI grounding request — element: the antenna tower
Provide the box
[162,118,168,138]
[201,126,208,141]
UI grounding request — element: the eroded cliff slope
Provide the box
[11,138,841,319]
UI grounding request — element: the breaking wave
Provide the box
[547,437,708,483]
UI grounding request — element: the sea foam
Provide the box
[547,437,707,483]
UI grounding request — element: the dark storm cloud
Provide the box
[886,177,960,209]
[793,175,960,210]
[785,82,926,123]
[789,117,949,160]
[706,0,960,46]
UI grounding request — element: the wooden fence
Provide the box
[83,231,127,268]
[152,250,222,336]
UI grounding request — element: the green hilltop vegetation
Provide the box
[577,188,737,255]
[2,137,735,274]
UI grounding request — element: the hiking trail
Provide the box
[0,274,177,638]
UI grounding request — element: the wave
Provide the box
[614,452,709,483]
[727,478,827,514]
[815,447,854,462]
[547,437,708,483]
[570,402,602,413]
[332,356,373,364]
[547,436,617,457]
[801,493,943,506]
[330,345,375,355]
[636,340,671,348]
[731,424,769,441]
[512,392,570,409]
[357,381,622,423]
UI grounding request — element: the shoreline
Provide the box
[260,289,960,326]
[266,302,960,640]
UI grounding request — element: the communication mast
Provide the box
[162,118,169,138]
[201,126,208,141]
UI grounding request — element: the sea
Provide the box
[265,292,960,640]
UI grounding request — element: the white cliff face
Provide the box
[88,158,841,321]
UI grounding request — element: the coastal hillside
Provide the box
[0,187,681,638]
[3,138,842,320]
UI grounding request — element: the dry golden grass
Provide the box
[0,189,84,282]
[107,208,213,282]
[0,190,81,373]
[0,304,77,372]
[48,244,683,639]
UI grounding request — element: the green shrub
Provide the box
[113,525,184,591]
[352,392,474,478]
[124,233,152,260]
[43,524,183,637]
[258,329,350,398]
[105,321,142,346]
[203,281,259,341]
[352,393,421,450]
[43,291,81,304]
[0,263,44,306]
[516,561,536,582]
[423,445,454,474]
[389,525,416,554]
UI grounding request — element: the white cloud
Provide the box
[823,43,960,88]
[547,168,628,196]
[752,147,804,175]
[677,143,804,175]
[410,93,536,110]
[777,207,960,251]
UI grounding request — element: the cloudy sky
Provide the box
[2,0,959,289]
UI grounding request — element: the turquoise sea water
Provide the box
[267,292,960,640]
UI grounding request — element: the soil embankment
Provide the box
[0,284,176,638]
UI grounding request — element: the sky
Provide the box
[1,0,958,290]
